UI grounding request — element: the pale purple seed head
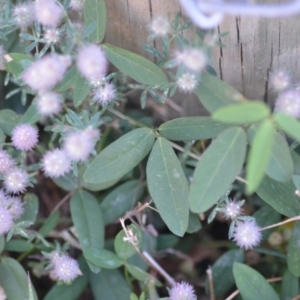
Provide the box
[181,48,207,73]
[275,90,300,118]
[269,70,290,92]
[233,220,262,250]
[53,254,81,282]
[13,2,35,30]
[11,124,38,151]
[92,82,116,105]
[177,73,198,93]
[43,28,61,45]
[4,196,24,220]
[0,150,15,175]
[3,168,29,194]
[35,0,63,28]
[36,91,62,117]
[63,131,95,162]
[69,0,85,11]
[76,44,108,81]
[223,200,242,220]
[169,282,196,300]
[150,16,170,36]
[0,207,14,235]
[42,148,72,178]
[22,54,69,91]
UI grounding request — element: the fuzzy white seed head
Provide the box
[275,90,300,118]
[93,82,116,105]
[182,48,207,73]
[42,149,72,178]
[0,207,14,235]
[35,0,63,28]
[0,150,15,175]
[150,16,170,36]
[11,124,38,151]
[269,70,290,92]
[233,220,262,250]
[36,91,62,117]
[224,200,242,219]
[69,0,85,11]
[44,28,61,45]
[4,168,29,194]
[22,54,70,91]
[177,73,198,93]
[169,282,196,300]
[0,45,6,70]
[63,131,95,162]
[76,44,108,81]
[53,254,81,282]
[13,3,35,30]
[4,196,24,220]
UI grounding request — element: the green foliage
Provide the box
[147,137,189,236]
[287,221,300,276]
[281,270,299,300]
[0,109,19,135]
[6,53,33,76]
[84,248,123,269]
[274,113,300,142]
[73,70,90,107]
[126,264,162,287]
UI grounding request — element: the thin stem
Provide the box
[51,191,74,214]
[225,277,282,300]
[292,295,300,300]
[261,215,300,231]
[206,266,215,300]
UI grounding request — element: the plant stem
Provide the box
[261,215,300,231]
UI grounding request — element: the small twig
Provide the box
[225,277,282,300]
[51,191,74,214]
[261,216,300,231]
[206,266,215,300]
[292,294,300,300]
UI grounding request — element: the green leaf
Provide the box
[256,176,300,217]
[17,193,39,224]
[4,239,34,252]
[44,256,89,300]
[73,70,90,107]
[274,113,300,143]
[84,128,155,184]
[84,248,123,269]
[0,109,19,135]
[28,274,37,300]
[84,0,106,43]
[114,224,142,260]
[246,120,275,194]
[0,236,4,254]
[288,221,300,276]
[18,103,40,125]
[100,180,144,225]
[158,117,231,141]
[6,53,33,76]
[39,211,60,237]
[103,43,168,85]
[281,270,299,300]
[233,263,280,300]
[70,190,104,251]
[56,65,77,92]
[146,137,189,236]
[0,257,37,300]
[126,264,162,287]
[189,127,246,213]
[205,249,244,297]
[212,101,270,124]
[186,212,202,234]
[266,132,294,182]
[195,72,243,113]
[254,205,281,240]
[90,269,131,300]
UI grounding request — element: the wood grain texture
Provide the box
[104,0,300,111]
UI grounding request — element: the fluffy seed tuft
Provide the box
[69,0,85,11]
[169,281,196,300]
[223,200,242,219]
[92,82,116,105]
[13,3,35,30]
[269,70,290,92]
[35,0,63,28]
[150,16,170,36]
[4,168,29,194]
[0,150,15,175]
[11,124,38,151]
[36,91,62,117]
[275,90,300,118]
[177,73,198,93]
[52,254,81,282]
[0,207,14,235]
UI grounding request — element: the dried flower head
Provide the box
[36,91,62,117]
[0,45,6,70]
[52,254,81,282]
[233,220,262,250]
[275,90,300,118]
[35,0,63,28]
[76,44,108,81]
[13,3,35,30]
[3,168,29,194]
[11,124,38,151]
[177,73,198,93]
[42,149,72,178]
[92,82,116,105]
[22,54,70,91]
[0,207,14,235]
[223,200,243,219]
[63,130,96,162]
[269,70,290,92]
[43,28,61,44]
[169,281,196,300]
[0,150,15,175]
[69,0,85,11]
[150,16,170,36]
